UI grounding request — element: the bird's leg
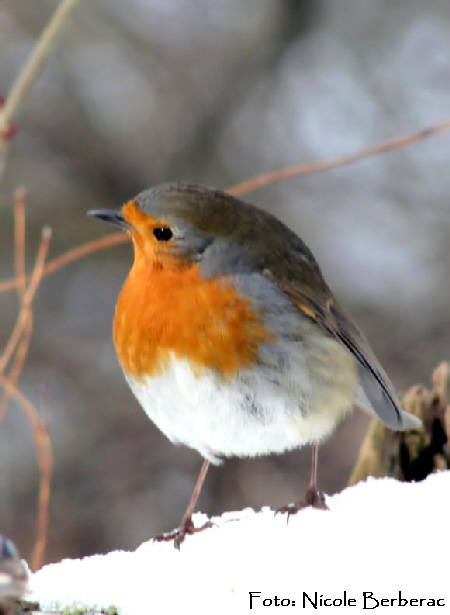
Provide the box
[277,444,328,517]
[154,459,213,549]
[302,443,327,508]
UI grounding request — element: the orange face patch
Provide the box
[121,200,178,268]
[113,228,275,380]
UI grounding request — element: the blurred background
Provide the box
[0,0,449,565]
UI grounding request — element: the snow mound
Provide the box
[31,472,450,614]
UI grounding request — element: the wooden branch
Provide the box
[0,190,33,421]
[0,0,84,174]
[228,121,450,196]
[349,362,450,485]
[0,227,51,374]
[0,193,53,570]
[0,374,53,572]
[0,233,126,295]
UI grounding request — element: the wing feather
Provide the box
[263,270,410,430]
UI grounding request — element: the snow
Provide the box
[31,472,450,614]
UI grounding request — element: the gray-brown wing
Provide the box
[328,300,404,429]
[264,272,405,429]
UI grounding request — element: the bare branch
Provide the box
[0,191,37,421]
[14,188,27,299]
[0,373,53,572]
[228,121,450,196]
[0,227,51,375]
[0,233,126,294]
[0,0,84,174]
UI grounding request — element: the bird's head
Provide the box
[89,182,319,279]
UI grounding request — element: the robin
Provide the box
[89,182,421,548]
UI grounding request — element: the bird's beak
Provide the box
[87,209,132,230]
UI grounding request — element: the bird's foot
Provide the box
[276,485,328,520]
[154,516,214,549]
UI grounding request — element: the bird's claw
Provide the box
[154,517,214,549]
[275,486,328,521]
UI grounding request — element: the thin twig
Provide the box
[0,200,53,569]
[0,316,33,422]
[0,373,53,572]
[228,121,450,196]
[33,380,52,573]
[0,189,32,421]
[0,233,126,294]
[14,188,27,299]
[0,227,51,374]
[0,0,84,172]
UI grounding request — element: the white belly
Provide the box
[124,342,356,464]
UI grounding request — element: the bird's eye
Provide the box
[153,227,173,241]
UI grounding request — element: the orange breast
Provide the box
[113,259,275,381]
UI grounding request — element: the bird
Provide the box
[89,182,421,547]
